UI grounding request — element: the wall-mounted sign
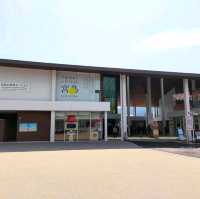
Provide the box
[61,84,79,97]
[56,71,100,101]
[19,123,38,132]
[0,81,30,91]
[65,115,78,131]
[60,75,79,97]
[65,123,78,130]
[66,115,77,123]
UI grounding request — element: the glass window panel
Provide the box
[77,112,90,141]
[103,76,117,114]
[55,111,104,141]
[91,112,103,140]
[136,107,146,117]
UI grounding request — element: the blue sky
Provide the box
[0,0,200,73]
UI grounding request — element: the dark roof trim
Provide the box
[0,58,199,78]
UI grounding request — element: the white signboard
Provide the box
[0,81,30,91]
[56,71,100,101]
[186,115,193,131]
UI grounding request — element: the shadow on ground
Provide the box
[0,141,139,153]
[131,139,200,148]
[1,140,200,156]
[130,139,200,158]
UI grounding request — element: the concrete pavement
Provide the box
[0,142,200,199]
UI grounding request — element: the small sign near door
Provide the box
[19,123,38,132]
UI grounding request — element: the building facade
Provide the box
[0,59,200,142]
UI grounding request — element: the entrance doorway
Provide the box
[128,118,147,137]
[55,112,103,141]
[174,117,184,130]
[0,112,17,142]
[107,113,121,139]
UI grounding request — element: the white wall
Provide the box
[0,66,51,100]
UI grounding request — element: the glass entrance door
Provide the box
[91,112,103,140]
[55,112,103,141]
[128,118,147,137]
[77,112,90,141]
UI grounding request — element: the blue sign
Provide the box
[19,123,38,132]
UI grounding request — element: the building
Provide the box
[0,59,200,142]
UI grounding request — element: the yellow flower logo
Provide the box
[67,86,78,95]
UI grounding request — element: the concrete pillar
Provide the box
[104,111,108,141]
[126,75,131,137]
[192,80,196,91]
[120,75,124,140]
[183,79,193,143]
[120,74,127,141]
[160,78,166,135]
[146,77,152,125]
[50,70,56,142]
[50,111,55,142]
[51,70,56,101]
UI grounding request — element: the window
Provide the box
[103,76,117,114]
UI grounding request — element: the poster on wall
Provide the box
[61,84,79,97]
[56,71,100,101]
[60,74,79,97]
[19,123,38,132]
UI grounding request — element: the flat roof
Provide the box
[0,58,199,79]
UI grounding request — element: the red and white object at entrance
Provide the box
[66,115,77,123]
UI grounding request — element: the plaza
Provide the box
[0,142,200,199]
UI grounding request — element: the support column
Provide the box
[50,111,55,142]
[104,111,108,141]
[146,77,152,125]
[192,80,196,91]
[126,75,130,137]
[50,70,56,142]
[183,79,193,143]
[120,74,127,141]
[160,78,166,135]
[51,70,56,100]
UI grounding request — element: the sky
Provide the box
[0,0,200,73]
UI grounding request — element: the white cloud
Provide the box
[133,28,200,53]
